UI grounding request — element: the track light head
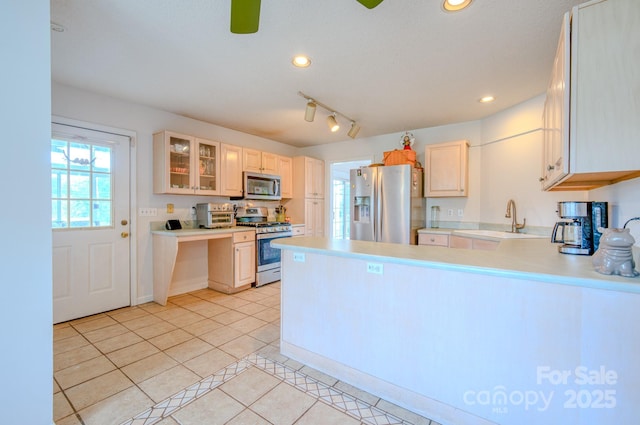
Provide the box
[304,101,316,122]
[347,122,361,138]
[327,114,340,132]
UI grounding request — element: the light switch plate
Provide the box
[139,208,157,217]
[367,263,383,274]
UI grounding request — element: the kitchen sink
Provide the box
[454,229,546,239]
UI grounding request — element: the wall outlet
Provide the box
[367,263,383,274]
[447,209,454,217]
[139,208,157,217]
[167,203,174,214]
[458,209,464,217]
[293,252,305,262]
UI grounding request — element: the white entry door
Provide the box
[51,122,131,324]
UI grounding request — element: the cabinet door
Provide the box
[449,235,472,249]
[234,241,255,287]
[314,199,324,237]
[195,138,220,195]
[571,0,640,173]
[418,233,449,247]
[305,199,324,236]
[261,151,278,175]
[425,140,469,197]
[153,131,196,194]
[305,157,325,198]
[313,158,325,198]
[220,143,243,197]
[242,148,262,173]
[541,12,569,189]
[277,155,293,198]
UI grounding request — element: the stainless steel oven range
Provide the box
[235,207,292,287]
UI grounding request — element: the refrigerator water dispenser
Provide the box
[353,196,371,223]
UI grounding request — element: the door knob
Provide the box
[121,219,128,225]
[121,232,129,238]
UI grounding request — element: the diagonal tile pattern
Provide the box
[53,282,438,425]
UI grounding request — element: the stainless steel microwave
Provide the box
[243,172,281,200]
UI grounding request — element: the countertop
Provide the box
[418,227,548,240]
[151,226,255,237]
[273,236,640,294]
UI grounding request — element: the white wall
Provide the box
[53,84,640,304]
[478,95,587,229]
[303,94,640,240]
[53,82,298,303]
[300,120,484,228]
[1,2,53,424]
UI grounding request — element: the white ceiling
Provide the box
[50,0,584,148]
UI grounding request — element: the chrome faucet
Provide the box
[505,199,526,233]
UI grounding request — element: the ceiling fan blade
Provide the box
[356,0,384,9]
[230,0,261,34]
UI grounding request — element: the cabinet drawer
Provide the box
[449,235,472,249]
[418,233,449,247]
[233,231,255,243]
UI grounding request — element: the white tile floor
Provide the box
[53,282,437,425]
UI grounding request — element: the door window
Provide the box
[51,139,113,229]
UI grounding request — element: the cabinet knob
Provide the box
[430,238,435,242]
[547,165,555,171]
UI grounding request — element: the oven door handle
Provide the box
[256,232,293,240]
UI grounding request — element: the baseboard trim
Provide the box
[281,340,496,425]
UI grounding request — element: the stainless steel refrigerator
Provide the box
[350,164,425,244]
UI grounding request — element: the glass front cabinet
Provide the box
[153,131,220,195]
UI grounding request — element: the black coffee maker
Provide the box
[551,201,608,255]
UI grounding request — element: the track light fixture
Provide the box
[304,100,316,122]
[327,114,340,132]
[298,91,360,138]
[347,122,361,139]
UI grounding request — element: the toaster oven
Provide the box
[196,203,235,229]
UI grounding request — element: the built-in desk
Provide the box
[151,227,255,305]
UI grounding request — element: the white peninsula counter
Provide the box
[273,236,640,425]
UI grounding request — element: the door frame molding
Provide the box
[328,157,373,239]
[52,115,138,307]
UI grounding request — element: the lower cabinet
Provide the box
[287,199,324,236]
[449,235,498,251]
[207,231,255,293]
[419,232,498,251]
[418,233,449,247]
[305,199,324,236]
[292,225,306,237]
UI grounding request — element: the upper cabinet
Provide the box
[541,13,570,188]
[153,131,220,195]
[424,140,469,197]
[293,156,324,199]
[243,148,293,198]
[542,0,640,191]
[242,148,278,175]
[277,155,293,199]
[220,143,243,197]
[288,156,325,234]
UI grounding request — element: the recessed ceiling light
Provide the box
[292,55,311,68]
[443,0,473,12]
[479,95,495,103]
